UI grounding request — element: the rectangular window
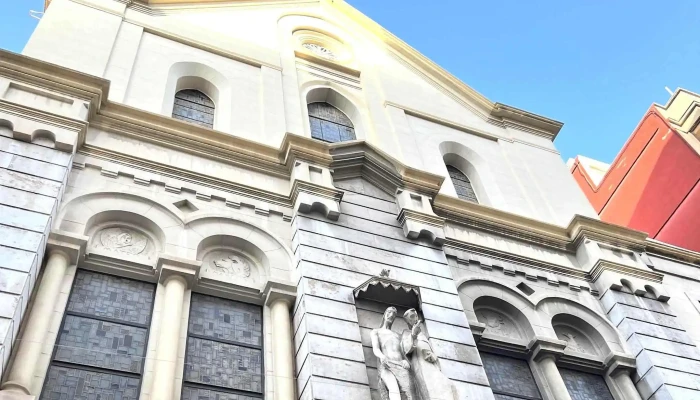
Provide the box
[480,352,542,400]
[41,270,156,400]
[559,368,614,400]
[182,293,263,399]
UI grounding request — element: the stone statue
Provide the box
[402,309,458,400]
[371,307,419,400]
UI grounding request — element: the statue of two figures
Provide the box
[371,307,457,400]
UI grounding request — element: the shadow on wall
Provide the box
[161,61,231,132]
[439,141,491,206]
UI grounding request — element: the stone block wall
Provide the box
[601,289,700,399]
[291,177,494,400]
[0,135,72,379]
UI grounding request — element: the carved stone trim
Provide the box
[353,275,422,310]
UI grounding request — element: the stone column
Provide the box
[264,280,297,400]
[1,250,71,397]
[538,355,572,400]
[150,256,200,400]
[529,338,572,400]
[606,353,642,400]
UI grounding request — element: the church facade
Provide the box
[0,1,699,399]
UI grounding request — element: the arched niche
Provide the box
[56,192,183,235]
[84,210,165,265]
[552,314,605,356]
[474,296,530,341]
[161,61,231,132]
[196,235,267,289]
[539,297,626,355]
[459,279,538,341]
[439,141,496,206]
[188,216,294,284]
[301,83,368,141]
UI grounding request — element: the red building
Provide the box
[570,88,700,252]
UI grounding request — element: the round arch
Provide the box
[161,61,231,132]
[300,82,369,141]
[439,141,502,207]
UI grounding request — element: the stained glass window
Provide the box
[308,102,356,143]
[173,89,215,129]
[560,368,614,400]
[182,293,263,399]
[447,165,478,203]
[41,271,155,400]
[481,352,542,400]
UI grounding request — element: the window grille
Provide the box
[40,270,156,400]
[447,165,478,203]
[481,352,542,400]
[173,89,215,129]
[182,293,263,400]
[308,102,356,143]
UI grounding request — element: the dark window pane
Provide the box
[447,165,478,203]
[42,366,140,400]
[338,125,356,142]
[184,337,263,393]
[54,315,147,373]
[173,89,215,129]
[67,271,155,325]
[560,368,614,400]
[310,117,324,140]
[320,119,341,142]
[308,102,353,127]
[182,386,260,400]
[188,294,263,345]
[307,102,356,143]
[481,352,541,399]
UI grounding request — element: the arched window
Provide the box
[308,102,356,143]
[172,89,215,129]
[447,165,478,203]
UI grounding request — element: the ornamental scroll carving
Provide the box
[94,227,150,256]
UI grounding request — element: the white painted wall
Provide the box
[22,0,598,225]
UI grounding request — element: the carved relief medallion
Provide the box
[98,227,148,255]
[210,253,251,278]
[555,326,595,354]
[477,309,518,338]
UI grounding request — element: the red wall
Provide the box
[572,108,700,252]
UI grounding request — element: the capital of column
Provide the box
[605,352,637,377]
[47,230,89,266]
[156,254,201,287]
[263,278,297,308]
[527,337,568,362]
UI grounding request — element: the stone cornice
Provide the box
[0,50,109,120]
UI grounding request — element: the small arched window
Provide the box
[447,165,478,203]
[172,89,215,129]
[308,102,356,143]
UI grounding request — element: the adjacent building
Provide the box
[0,1,699,400]
[569,88,700,252]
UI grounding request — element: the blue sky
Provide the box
[2,0,699,163]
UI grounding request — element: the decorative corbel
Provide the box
[290,161,343,221]
[395,189,445,246]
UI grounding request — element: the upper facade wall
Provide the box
[22,0,597,225]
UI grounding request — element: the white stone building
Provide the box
[0,1,699,399]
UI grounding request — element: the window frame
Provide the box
[40,270,157,400]
[447,165,479,203]
[479,351,543,400]
[307,101,356,143]
[172,89,216,129]
[181,292,265,400]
